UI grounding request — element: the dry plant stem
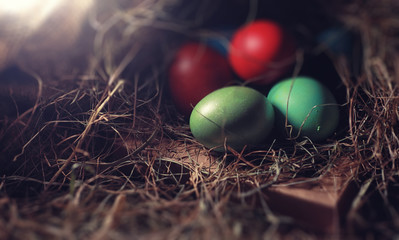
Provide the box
[3,68,43,153]
[108,44,141,86]
[110,127,159,168]
[45,80,125,191]
[284,50,304,140]
[89,194,126,240]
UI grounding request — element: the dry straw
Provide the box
[0,0,398,239]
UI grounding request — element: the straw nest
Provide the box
[0,0,398,239]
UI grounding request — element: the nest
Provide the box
[1,0,399,239]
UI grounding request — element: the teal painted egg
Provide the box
[267,77,339,141]
[190,86,275,151]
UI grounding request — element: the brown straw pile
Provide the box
[0,0,398,239]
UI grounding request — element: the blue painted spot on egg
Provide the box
[317,27,353,56]
[203,28,236,56]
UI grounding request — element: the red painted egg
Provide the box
[228,20,296,85]
[169,42,233,116]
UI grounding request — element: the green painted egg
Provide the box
[190,86,275,151]
[267,76,339,141]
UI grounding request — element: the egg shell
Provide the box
[169,42,233,116]
[190,86,274,152]
[267,77,339,141]
[228,20,296,85]
[317,27,353,56]
[202,27,235,56]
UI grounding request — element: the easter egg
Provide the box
[317,27,353,56]
[190,86,274,151]
[169,42,233,116]
[228,20,296,85]
[203,27,235,56]
[267,77,339,141]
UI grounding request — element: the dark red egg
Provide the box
[169,42,233,116]
[228,20,296,85]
